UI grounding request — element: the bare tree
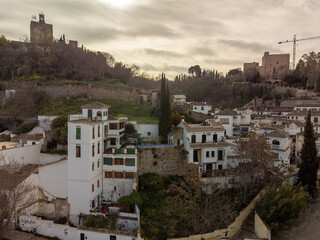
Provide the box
[233,134,285,204]
[0,157,37,239]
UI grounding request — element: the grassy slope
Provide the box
[38,98,158,124]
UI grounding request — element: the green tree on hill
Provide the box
[297,111,319,198]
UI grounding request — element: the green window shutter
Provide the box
[76,127,81,140]
[127,149,135,154]
[125,158,135,166]
[104,158,112,165]
[115,149,122,154]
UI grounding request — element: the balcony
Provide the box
[104,147,137,155]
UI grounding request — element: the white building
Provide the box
[179,119,235,174]
[190,102,213,115]
[266,129,291,169]
[67,102,138,225]
[173,94,187,106]
[294,104,320,112]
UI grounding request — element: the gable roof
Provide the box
[266,129,289,138]
[81,102,110,109]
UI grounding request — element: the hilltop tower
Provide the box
[30,13,53,44]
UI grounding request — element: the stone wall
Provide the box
[9,82,141,102]
[137,146,188,176]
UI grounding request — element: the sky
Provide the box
[1,0,320,79]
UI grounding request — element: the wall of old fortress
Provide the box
[9,82,142,102]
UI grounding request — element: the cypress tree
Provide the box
[165,82,172,136]
[297,111,319,198]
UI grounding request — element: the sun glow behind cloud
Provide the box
[100,0,134,7]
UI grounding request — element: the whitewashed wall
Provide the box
[19,215,138,240]
[40,153,66,165]
[38,116,58,131]
[135,124,158,143]
[38,160,68,199]
[0,144,40,165]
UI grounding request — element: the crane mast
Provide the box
[278,34,320,69]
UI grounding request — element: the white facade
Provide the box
[0,143,40,165]
[173,94,187,105]
[134,123,158,143]
[191,103,212,115]
[38,116,58,131]
[67,103,137,226]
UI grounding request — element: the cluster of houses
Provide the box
[1,99,320,240]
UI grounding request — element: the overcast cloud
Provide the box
[1,0,320,79]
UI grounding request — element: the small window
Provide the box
[125,172,134,178]
[76,127,81,140]
[97,159,100,168]
[202,134,206,143]
[92,126,95,139]
[105,171,113,178]
[115,158,124,165]
[98,126,101,137]
[76,145,81,158]
[110,235,116,240]
[314,117,318,123]
[194,107,197,110]
[211,151,215,157]
[97,180,100,188]
[218,165,223,170]
[92,184,94,192]
[201,106,204,110]
[125,158,135,166]
[191,135,196,143]
[92,162,94,171]
[92,144,95,157]
[104,158,112,165]
[114,172,124,178]
[98,142,100,154]
[206,151,209,158]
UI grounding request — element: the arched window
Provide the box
[97,111,102,117]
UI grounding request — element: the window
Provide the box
[76,127,81,140]
[98,142,100,154]
[80,233,85,240]
[194,107,197,110]
[211,151,215,157]
[206,151,209,158]
[104,125,108,137]
[110,138,116,145]
[115,158,124,165]
[110,123,118,130]
[125,158,135,166]
[91,184,94,192]
[213,134,217,142]
[218,150,223,160]
[110,236,116,240]
[98,126,101,137]
[97,180,100,188]
[125,172,135,178]
[202,134,206,143]
[97,160,100,168]
[105,171,113,178]
[218,164,223,170]
[92,127,95,139]
[315,117,318,123]
[92,144,95,157]
[193,149,199,162]
[191,135,196,143]
[201,106,204,110]
[114,172,124,178]
[76,145,81,158]
[104,158,112,165]
[92,162,94,171]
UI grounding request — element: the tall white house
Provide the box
[68,103,137,225]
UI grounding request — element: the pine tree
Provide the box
[297,111,319,198]
[158,73,172,143]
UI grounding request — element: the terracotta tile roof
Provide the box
[108,113,119,121]
[287,111,320,117]
[81,102,110,109]
[266,129,289,138]
[168,127,183,138]
[216,109,238,116]
[182,121,224,132]
[12,134,44,141]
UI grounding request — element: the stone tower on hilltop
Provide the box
[30,13,53,44]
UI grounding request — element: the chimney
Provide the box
[181,116,185,122]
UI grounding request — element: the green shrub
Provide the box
[83,215,107,229]
[118,190,142,206]
[255,183,307,232]
[13,121,38,134]
[51,116,68,130]
[0,134,11,141]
